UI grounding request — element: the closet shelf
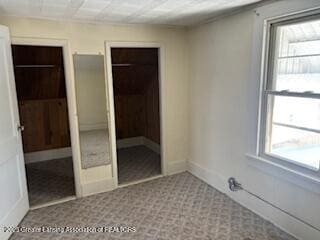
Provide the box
[14,64,57,68]
[112,63,156,67]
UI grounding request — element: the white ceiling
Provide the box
[0,0,264,26]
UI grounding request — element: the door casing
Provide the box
[12,37,82,198]
[104,41,166,188]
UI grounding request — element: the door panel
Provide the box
[0,25,29,240]
[0,156,22,216]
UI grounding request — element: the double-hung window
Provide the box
[260,13,320,171]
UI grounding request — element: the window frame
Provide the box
[258,11,320,172]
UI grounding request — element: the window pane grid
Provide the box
[263,94,320,170]
[268,17,320,93]
[264,90,320,99]
[278,53,320,59]
[261,14,320,171]
[273,122,320,134]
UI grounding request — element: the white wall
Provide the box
[3,1,320,238]
[0,16,189,196]
[188,1,320,240]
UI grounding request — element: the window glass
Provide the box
[265,95,320,170]
[271,19,320,93]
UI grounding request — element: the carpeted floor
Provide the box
[26,157,75,206]
[117,145,161,184]
[11,172,295,240]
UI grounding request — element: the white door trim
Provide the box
[11,37,82,198]
[104,41,166,188]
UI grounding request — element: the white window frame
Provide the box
[258,10,320,173]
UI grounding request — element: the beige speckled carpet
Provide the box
[80,129,111,169]
[26,157,75,206]
[11,172,295,240]
[117,146,161,184]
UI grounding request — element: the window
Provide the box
[260,13,320,171]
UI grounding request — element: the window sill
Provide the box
[246,153,320,194]
[263,152,320,172]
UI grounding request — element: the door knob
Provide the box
[17,125,25,132]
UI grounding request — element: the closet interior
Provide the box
[111,47,162,184]
[12,45,75,207]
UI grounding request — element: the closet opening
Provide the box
[11,45,75,208]
[111,47,162,185]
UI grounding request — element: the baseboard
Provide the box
[79,123,108,131]
[24,147,72,164]
[116,137,144,149]
[116,136,160,154]
[81,178,114,197]
[187,161,320,240]
[116,136,182,175]
[143,137,160,154]
[167,160,187,175]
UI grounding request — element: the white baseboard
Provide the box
[116,137,144,149]
[187,161,320,240]
[167,160,187,175]
[117,137,184,175]
[142,137,161,154]
[116,136,160,154]
[24,147,72,164]
[79,123,108,131]
[81,178,114,197]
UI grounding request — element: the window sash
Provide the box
[259,14,320,170]
[278,53,320,59]
[264,90,320,99]
[261,103,320,171]
[265,13,320,92]
[272,121,320,135]
[261,91,320,140]
[257,10,320,174]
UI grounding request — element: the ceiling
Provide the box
[0,0,264,26]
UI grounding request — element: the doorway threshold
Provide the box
[118,174,163,188]
[30,195,76,210]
